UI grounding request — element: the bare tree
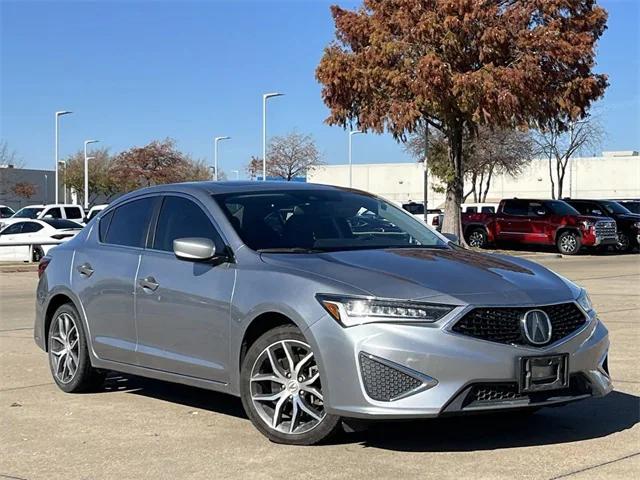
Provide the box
[246,132,323,181]
[405,127,534,203]
[533,117,603,199]
[0,140,24,168]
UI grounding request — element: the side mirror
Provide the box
[44,214,54,219]
[173,237,216,261]
[442,233,459,244]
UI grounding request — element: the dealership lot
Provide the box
[1,255,638,480]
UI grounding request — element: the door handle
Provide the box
[139,276,159,292]
[77,263,94,277]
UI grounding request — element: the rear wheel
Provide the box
[32,246,44,262]
[556,231,581,255]
[466,228,488,248]
[47,303,105,393]
[240,325,341,445]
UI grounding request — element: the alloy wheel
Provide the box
[560,234,577,253]
[468,231,485,248]
[250,340,325,435]
[49,312,80,384]
[616,232,629,252]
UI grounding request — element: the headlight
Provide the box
[577,288,594,313]
[581,220,595,229]
[633,221,640,229]
[317,294,455,327]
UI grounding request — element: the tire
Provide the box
[556,230,581,255]
[32,246,44,263]
[615,232,631,253]
[240,325,341,445]
[466,228,488,248]
[47,303,106,393]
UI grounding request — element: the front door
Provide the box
[135,195,234,383]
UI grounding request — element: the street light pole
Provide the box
[83,139,99,210]
[55,111,72,203]
[262,92,284,181]
[214,136,231,181]
[348,130,363,188]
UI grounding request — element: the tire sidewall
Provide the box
[239,325,340,445]
[47,303,93,393]
[616,232,630,252]
[467,228,488,248]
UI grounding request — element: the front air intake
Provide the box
[359,353,423,402]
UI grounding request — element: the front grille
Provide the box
[595,220,617,239]
[359,353,422,401]
[452,302,586,346]
[469,383,525,404]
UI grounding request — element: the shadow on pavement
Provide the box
[102,373,638,451]
[354,390,640,452]
[102,373,247,420]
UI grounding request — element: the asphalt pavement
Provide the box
[0,254,638,480]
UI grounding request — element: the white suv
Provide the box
[9,204,85,225]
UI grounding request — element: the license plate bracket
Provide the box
[519,354,569,393]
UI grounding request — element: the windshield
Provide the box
[12,207,44,219]
[599,201,631,215]
[214,189,448,252]
[544,201,580,216]
[0,207,14,217]
[620,201,640,214]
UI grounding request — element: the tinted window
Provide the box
[402,203,424,215]
[12,207,43,219]
[502,200,528,216]
[620,201,640,214]
[153,196,223,252]
[1,223,23,235]
[104,198,155,248]
[481,206,495,213]
[465,206,477,213]
[0,207,14,218]
[42,219,82,229]
[544,201,579,216]
[88,208,104,220]
[215,189,447,252]
[99,210,114,242]
[527,201,547,216]
[21,222,44,233]
[567,201,590,215]
[600,201,630,215]
[64,206,83,219]
[44,207,62,219]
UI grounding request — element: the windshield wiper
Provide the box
[257,247,325,254]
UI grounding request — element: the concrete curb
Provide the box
[0,263,39,273]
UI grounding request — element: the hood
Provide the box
[261,247,578,307]
[616,213,640,222]
[576,214,612,223]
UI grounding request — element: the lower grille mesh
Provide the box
[359,353,422,401]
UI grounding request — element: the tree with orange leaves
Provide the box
[317,0,608,237]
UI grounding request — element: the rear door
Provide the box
[496,200,529,240]
[72,196,158,364]
[134,194,234,382]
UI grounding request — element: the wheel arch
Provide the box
[554,226,582,243]
[43,293,77,352]
[238,312,298,373]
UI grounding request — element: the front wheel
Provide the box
[615,232,631,253]
[556,231,582,255]
[240,325,341,445]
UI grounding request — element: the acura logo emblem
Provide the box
[521,310,553,345]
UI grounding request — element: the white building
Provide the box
[308,151,640,207]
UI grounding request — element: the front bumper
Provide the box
[310,311,611,419]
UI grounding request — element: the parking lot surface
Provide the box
[1,255,638,480]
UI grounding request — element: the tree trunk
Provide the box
[548,155,556,199]
[482,165,494,202]
[442,124,465,242]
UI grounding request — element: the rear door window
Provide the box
[502,200,528,216]
[64,206,83,220]
[1,223,24,235]
[103,197,156,248]
[152,196,223,252]
[21,222,44,233]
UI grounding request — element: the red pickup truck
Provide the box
[462,199,618,255]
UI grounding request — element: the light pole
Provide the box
[55,110,72,203]
[231,169,240,180]
[262,92,284,181]
[43,174,48,204]
[58,161,66,203]
[348,130,363,188]
[568,119,587,198]
[83,140,99,209]
[214,136,231,181]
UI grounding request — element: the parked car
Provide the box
[564,199,640,252]
[0,205,15,218]
[462,198,618,255]
[401,201,442,229]
[9,204,85,226]
[461,202,499,214]
[0,218,82,262]
[35,182,611,445]
[611,199,640,215]
[85,204,109,222]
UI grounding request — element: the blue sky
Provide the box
[1,0,638,177]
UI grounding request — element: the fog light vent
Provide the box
[359,353,423,402]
